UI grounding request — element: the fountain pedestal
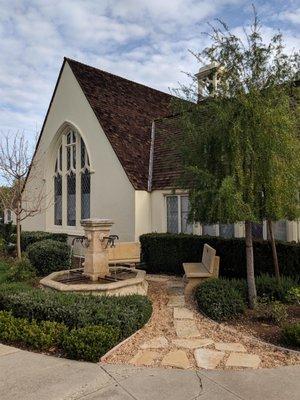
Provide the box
[81,218,113,281]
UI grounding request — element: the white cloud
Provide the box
[0,0,298,151]
[278,8,300,25]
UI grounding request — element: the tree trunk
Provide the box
[267,219,280,281]
[16,200,22,260]
[245,220,257,309]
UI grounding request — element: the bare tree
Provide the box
[0,132,50,259]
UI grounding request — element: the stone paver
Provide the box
[167,286,184,296]
[194,348,225,370]
[130,350,160,366]
[167,295,185,307]
[140,336,169,350]
[161,350,191,369]
[173,307,194,319]
[174,319,200,338]
[225,353,261,369]
[173,338,214,349]
[215,342,247,353]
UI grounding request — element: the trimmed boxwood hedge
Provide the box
[61,325,120,362]
[0,284,152,340]
[27,239,71,276]
[140,233,300,278]
[0,311,120,361]
[195,278,246,321]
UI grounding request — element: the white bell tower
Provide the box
[195,62,223,101]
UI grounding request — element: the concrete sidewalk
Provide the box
[0,344,299,400]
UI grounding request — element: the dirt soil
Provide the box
[226,305,300,351]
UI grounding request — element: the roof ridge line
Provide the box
[65,57,178,99]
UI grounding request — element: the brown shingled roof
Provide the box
[67,58,176,190]
[151,115,183,190]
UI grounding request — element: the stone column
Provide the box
[81,218,114,281]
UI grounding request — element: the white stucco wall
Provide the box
[134,191,151,241]
[22,62,135,241]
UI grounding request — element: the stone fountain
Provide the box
[40,218,148,296]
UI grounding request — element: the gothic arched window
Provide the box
[53,129,91,227]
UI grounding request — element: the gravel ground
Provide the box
[104,276,300,370]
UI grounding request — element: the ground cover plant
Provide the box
[195,276,300,350]
[0,258,152,361]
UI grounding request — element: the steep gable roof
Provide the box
[151,115,183,190]
[66,58,176,190]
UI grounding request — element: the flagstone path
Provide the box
[104,275,300,371]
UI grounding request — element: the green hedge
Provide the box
[0,284,152,340]
[0,311,67,350]
[27,239,71,276]
[281,323,300,348]
[0,311,119,361]
[140,233,300,278]
[17,231,68,251]
[61,325,120,362]
[195,279,246,321]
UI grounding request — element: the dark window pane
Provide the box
[252,222,263,239]
[181,195,193,234]
[67,172,76,226]
[219,223,234,238]
[81,170,90,219]
[54,174,62,225]
[167,196,178,233]
[202,225,216,236]
[67,132,71,144]
[59,145,62,170]
[67,147,70,170]
[81,138,85,168]
[273,220,287,241]
[72,145,76,168]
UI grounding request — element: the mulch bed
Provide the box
[226,305,300,351]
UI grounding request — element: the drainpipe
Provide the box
[147,121,155,192]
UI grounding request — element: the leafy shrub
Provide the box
[281,323,300,348]
[254,297,288,326]
[195,278,246,321]
[7,257,36,282]
[140,233,300,278]
[27,239,71,276]
[61,325,119,362]
[10,231,68,252]
[0,285,152,339]
[255,274,298,303]
[285,287,300,305]
[0,311,67,350]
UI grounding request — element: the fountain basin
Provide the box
[40,266,148,296]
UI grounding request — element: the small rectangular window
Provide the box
[219,223,234,238]
[166,195,193,234]
[166,196,179,233]
[181,195,193,234]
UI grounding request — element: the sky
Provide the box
[0,0,299,146]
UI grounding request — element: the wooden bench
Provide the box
[108,242,140,266]
[183,244,220,295]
